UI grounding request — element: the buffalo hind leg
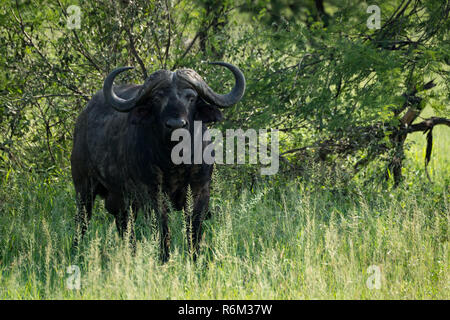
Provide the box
[73,183,96,248]
[105,193,136,253]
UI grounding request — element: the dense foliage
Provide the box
[1,0,449,185]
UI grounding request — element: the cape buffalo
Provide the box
[71,62,245,262]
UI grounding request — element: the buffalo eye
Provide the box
[130,106,151,125]
[153,90,165,101]
[184,91,197,104]
[134,107,148,116]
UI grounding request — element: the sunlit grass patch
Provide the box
[0,159,448,299]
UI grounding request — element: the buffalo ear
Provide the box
[194,98,223,123]
[129,106,151,125]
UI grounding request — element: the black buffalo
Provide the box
[71,62,245,261]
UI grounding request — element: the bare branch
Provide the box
[126,27,148,80]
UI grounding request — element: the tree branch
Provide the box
[406,117,450,133]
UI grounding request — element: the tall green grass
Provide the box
[0,119,448,299]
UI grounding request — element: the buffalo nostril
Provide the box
[165,118,187,129]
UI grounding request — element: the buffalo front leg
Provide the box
[149,178,171,263]
[115,210,137,253]
[156,202,170,263]
[186,184,211,260]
